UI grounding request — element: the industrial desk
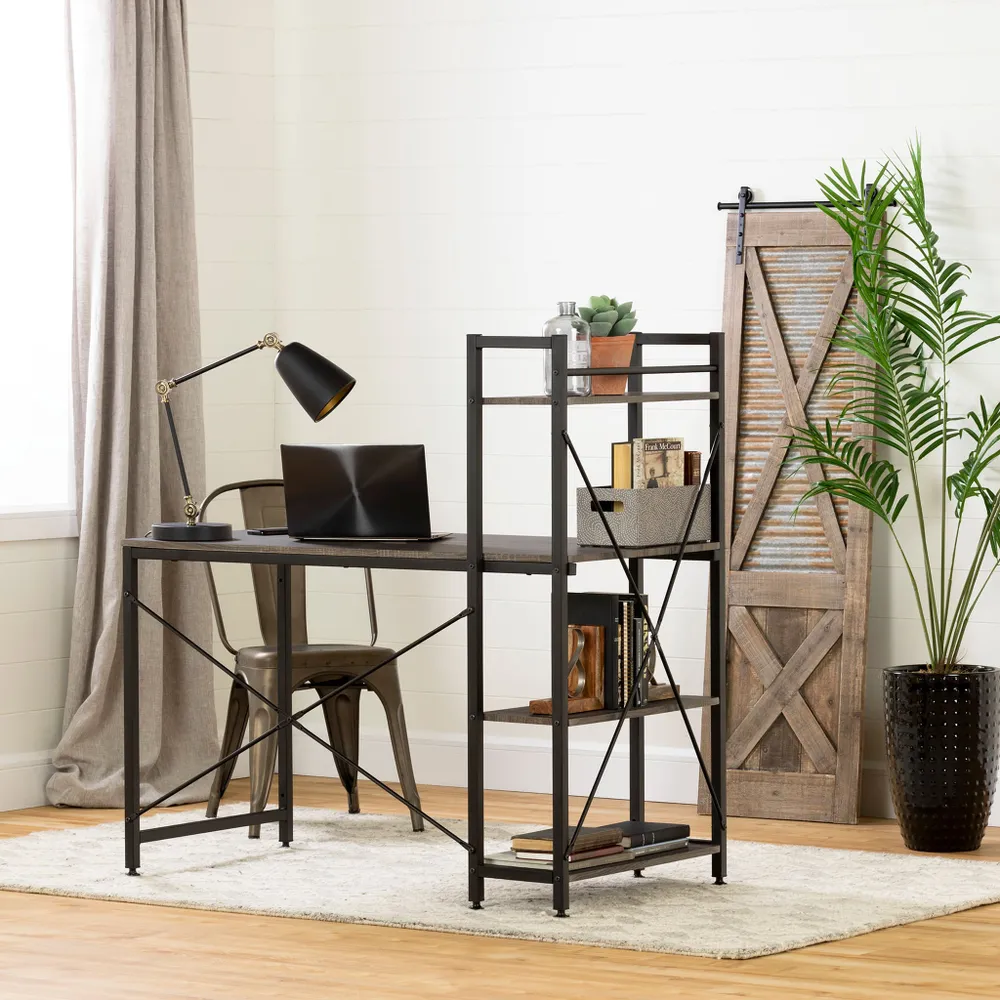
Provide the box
[121,530,717,876]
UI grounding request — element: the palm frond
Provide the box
[802,139,1000,670]
[788,419,907,525]
[948,398,1000,523]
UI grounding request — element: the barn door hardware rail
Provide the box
[719,185,895,263]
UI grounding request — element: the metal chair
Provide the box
[200,480,423,836]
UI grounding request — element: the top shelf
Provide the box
[482,391,719,406]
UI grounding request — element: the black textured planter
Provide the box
[884,665,1000,852]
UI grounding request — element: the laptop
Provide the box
[280,443,450,542]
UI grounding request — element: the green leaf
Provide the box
[611,316,637,336]
[589,322,614,337]
[616,301,633,321]
[578,307,595,322]
[589,295,612,312]
[592,309,619,325]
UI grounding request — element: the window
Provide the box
[0,8,74,531]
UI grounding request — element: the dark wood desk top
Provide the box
[125,531,718,573]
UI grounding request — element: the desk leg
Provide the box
[123,547,140,875]
[277,563,293,847]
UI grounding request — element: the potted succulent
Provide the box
[579,296,637,394]
[791,141,1000,851]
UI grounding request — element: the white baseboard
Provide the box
[295,731,1000,827]
[293,725,699,804]
[1,741,995,828]
[0,750,54,811]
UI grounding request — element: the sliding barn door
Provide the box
[700,210,873,823]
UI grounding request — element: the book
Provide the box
[630,837,689,856]
[515,845,624,863]
[511,826,622,854]
[595,820,691,849]
[684,450,702,486]
[617,594,648,707]
[484,849,634,872]
[567,593,622,711]
[611,441,632,489]
[632,437,684,489]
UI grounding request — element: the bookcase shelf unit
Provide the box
[466,331,728,916]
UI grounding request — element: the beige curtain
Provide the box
[47,0,220,807]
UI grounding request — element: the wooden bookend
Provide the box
[530,625,606,715]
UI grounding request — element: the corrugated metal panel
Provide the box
[734,247,857,571]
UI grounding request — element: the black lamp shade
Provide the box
[275,341,356,421]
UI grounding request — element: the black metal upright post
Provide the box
[627,339,645,849]
[709,331,728,884]
[466,334,485,909]
[277,561,294,847]
[123,547,140,875]
[550,334,570,916]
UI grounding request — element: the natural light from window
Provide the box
[0,8,73,512]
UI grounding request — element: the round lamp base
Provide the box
[151,522,233,542]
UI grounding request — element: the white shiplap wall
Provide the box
[267,0,1000,823]
[8,0,1000,820]
[188,0,278,752]
[0,539,75,808]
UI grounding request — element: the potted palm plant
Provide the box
[791,141,1000,851]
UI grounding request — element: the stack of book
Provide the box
[611,437,701,490]
[487,820,691,871]
[510,826,625,870]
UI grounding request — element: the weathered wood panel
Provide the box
[701,211,873,823]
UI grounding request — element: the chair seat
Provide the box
[236,643,398,672]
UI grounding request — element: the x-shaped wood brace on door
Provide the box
[725,247,855,772]
[729,247,854,572]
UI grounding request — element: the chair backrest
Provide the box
[239,483,309,647]
[200,479,308,653]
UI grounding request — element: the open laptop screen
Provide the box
[281,444,433,540]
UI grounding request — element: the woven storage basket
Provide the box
[576,486,710,547]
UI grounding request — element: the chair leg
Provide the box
[316,682,361,813]
[206,678,249,818]
[247,694,279,839]
[368,666,424,832]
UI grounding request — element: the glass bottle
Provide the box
[543,301,591,396]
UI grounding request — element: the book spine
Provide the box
[634,611,647,706]
[632,440,645,490]
[684,450,702,486]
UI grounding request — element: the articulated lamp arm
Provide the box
[154,333,284,529]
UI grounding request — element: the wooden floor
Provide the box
[1,778,998,999]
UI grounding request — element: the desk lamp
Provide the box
[152,333,355,541]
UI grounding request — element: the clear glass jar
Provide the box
[543,301,591,396]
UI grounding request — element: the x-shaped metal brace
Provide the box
[124,593,474,854]
[563,428,726,857]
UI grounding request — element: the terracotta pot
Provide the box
[589,334,636,395]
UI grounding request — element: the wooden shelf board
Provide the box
[483,695,719,727]
[568,840,720,881]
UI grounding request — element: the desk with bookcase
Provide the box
[466,332,727,916]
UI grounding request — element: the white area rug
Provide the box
[2,806,1000,959]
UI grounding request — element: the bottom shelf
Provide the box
[480,839,720,884]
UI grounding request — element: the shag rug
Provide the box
[2,806,1000,960]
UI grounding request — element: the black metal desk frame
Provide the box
[122,537,478,874]
[122,331,726,919]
